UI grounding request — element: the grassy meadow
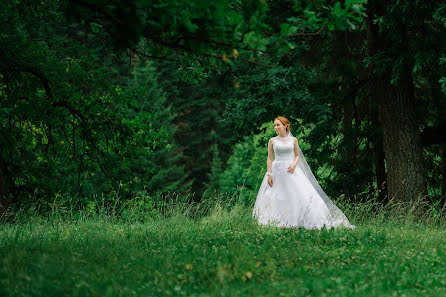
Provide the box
[1,195,446,297]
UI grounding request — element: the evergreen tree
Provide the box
[204,134,224,193]
[127,61,193,194]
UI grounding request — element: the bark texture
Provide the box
[366,0,428,201]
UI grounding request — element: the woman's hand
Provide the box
[287,163,296,174]
[267,176,273,187]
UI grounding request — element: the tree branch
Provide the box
[148,36,273,68]
[288,25,328,38]
[52,101,88,122]
[182,34,273,54]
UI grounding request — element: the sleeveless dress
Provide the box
[252,135,355,230]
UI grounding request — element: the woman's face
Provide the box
[274,120,286,135]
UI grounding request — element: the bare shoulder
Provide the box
[293,137,298,144]
[268,137,275,144]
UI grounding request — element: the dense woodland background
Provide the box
[1,0,446,218]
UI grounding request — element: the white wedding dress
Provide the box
[253,134,355,230]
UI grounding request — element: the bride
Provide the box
[252,116,355,230]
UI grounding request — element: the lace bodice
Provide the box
[272,135,295,161]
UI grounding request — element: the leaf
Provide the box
[90,22,101,33]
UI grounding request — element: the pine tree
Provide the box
[204,137,223,192]
[127,61,193,195]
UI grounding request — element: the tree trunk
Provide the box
[377,72,427,201]
[370,99,387,203]
[0,150,9,214]
[342,98,355,164]
[366,0,427,202]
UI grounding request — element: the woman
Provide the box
[252,116,355,230]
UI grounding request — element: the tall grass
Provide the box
[1,189,445,227]
[1,191,445,297]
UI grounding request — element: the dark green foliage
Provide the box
[60,0,270,61]
[151,59,238,197]
[218,0,446,204]
[126,61,193,194]
[1,0,445,213]
[223,64,315,139]
[0,0,191,211]
[205,140,224,192]
[218,122,275,204]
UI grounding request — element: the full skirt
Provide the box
[253,160,355,230]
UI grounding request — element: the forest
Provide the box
[1,1,446,296]
[1,0,445,216]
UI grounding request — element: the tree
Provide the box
[365,0,446,201]
[0,0,187,213]
[127,61,193,194]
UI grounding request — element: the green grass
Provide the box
[1,197,446,297]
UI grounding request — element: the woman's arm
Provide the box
[267,138,274,172]
[292,137,300,166]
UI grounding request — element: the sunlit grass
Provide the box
[1,194,445,297]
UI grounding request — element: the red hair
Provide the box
[274,116,291,133]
